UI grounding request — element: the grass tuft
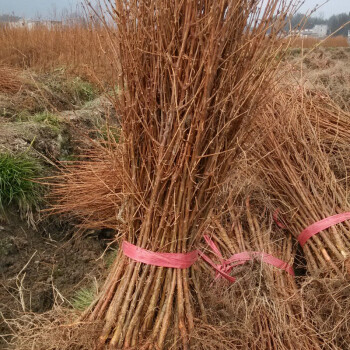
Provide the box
[0,153,42,219]
[33,111,60,127]
[71,286,97,311]
[104,249,118,269]
[69,77,97,103]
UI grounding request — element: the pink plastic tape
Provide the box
[122,240,236,281]
[298,212,350,247]
[225,251,295,276]
[122,241,198,269]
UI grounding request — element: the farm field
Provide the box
[1,3,350,349]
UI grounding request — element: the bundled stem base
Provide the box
[85,251,196,349]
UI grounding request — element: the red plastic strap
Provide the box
[122,240,236,282]
[122,241,198,269]
[225,251,295,276]
[203,235,224,260]
[298,212,350,247]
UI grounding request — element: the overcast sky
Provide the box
[0,0,349,19]
[298,0,350,18]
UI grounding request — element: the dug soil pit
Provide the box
[0,212,115,348]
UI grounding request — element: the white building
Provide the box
[6,19,62,30]
[289,24,328,39]
[312,24,328,38]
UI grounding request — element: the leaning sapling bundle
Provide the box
[196,202,325,350]
[254,89,350,276]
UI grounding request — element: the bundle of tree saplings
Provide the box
[253,89,350,276]
[195,201,331,350]
[47,1,299,348]
[284,89,350,349]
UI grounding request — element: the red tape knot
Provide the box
[197,235,236,283]
[298,212,350,247]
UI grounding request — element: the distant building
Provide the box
[312,25,328,38]
[6,19,62,30]
[40,20,62,29]
[7,19,37,29]
[289,24,328,39]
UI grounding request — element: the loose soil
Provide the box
[0,213,113,347]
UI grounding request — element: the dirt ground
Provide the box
[0,72,118,347]
[0,213,113,345]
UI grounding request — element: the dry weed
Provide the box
[289,36,349,49]
[286,47,350,110]
[2,307,101,350]
[301,275,350,349]
[47,137,124,231]
[0,66,24,94]
[0,24,113,84]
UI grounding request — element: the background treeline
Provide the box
[288,12,350,36]
[0,14,21,22]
